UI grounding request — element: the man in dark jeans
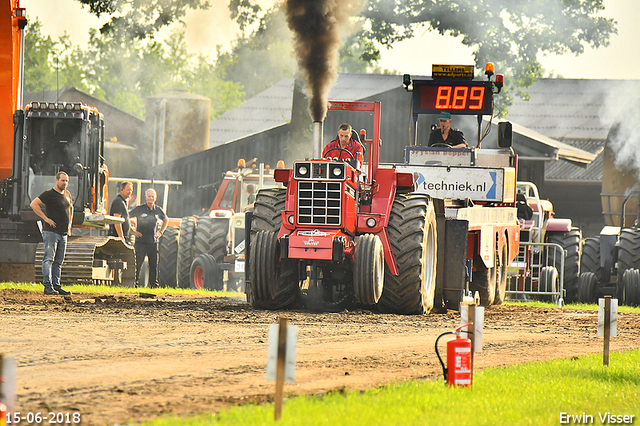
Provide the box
[130,188,168,287]
[30,171,74,295]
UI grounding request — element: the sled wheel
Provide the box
[539,265,558,303]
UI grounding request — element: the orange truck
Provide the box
[0,0,134,285]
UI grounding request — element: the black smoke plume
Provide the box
[285,0,360,122]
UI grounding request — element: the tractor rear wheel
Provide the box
[580,237,602,283]
[577,272,598,304]
[353,234,384,305]
[177,216,197,288]
[251,188,286,233]
[621,268,640,306]
[249,230,299,310]
[190,253,223,290]
[546,229,582,303]
[194,217,228,260]
[158,225,180,288]
[378,193,437,314]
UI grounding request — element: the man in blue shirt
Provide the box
[130,188,168,288]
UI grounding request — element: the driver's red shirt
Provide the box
[322,139,364,164]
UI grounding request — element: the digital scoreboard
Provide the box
[412,79,493,116]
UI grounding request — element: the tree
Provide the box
[364,0,616,105]
[25,21,244,120]
[75,0,210,39]
[228,0,616,106]
[221,3,380,100]
[24,19,91,94]
[220,6,297,99]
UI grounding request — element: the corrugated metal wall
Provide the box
[152,124,290,218]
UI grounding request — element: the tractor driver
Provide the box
[428,111,467,148]
[322,123,364,169]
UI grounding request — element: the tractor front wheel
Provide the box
[621,268,640,306]
[617,229,640,299]
[249,230,300,310]
[158,225,180,288]
[190,253,223,290]
[176,216,197,288]
[577,272,598,304]
[353,234,384,305]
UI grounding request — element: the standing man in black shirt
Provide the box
[30,171,74,295]
[130,188,168,288]
[109,181,133,242]
[428,111,468,148]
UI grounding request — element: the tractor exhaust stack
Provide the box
[313,121,323,159]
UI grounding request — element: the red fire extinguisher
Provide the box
[0,402,6,426]
[435,323,473,387]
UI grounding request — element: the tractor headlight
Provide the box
[288,215,294,224]
[366,218,377,228]
[295,163,311,178]
[331,163,344,179]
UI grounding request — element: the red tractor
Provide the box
[248,101,436,314]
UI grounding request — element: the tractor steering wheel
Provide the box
[324,147,355,161]
[430,143,452,148]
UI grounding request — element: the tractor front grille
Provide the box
[297,181,342,226]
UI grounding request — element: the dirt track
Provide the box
[2,289,639,425]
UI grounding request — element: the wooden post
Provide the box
[274,317,288,421]
[603,296,611,366]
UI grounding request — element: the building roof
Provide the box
[209,74,404,148]
[507,78,640,140]
[209,78,295,147]
[506,78,640,180]
[208,74,608,167]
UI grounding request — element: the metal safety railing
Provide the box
[506,241,565,306]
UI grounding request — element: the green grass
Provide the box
[505,299,640,314]
[141,349,640,426]
[0,281,244,297]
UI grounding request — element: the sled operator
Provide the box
[428,111,468,148]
